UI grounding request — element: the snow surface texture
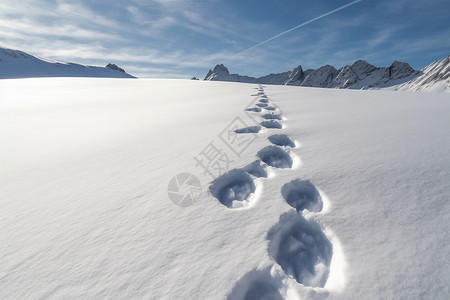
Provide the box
[1,79,450,299]
[0,47,135,79]
[204,56,450,92]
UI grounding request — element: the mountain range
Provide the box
[0,47,135,79]
[204,56,450,92]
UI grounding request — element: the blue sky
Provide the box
[1,0,449,78]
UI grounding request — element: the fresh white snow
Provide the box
[1,78,449,299]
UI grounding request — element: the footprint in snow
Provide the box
[243,160,267,178]
[267,211,332,288]
[281,179,323,213]
[235,126,261,134]
[267,134,295,148]
[209,169,256,208]
[257,146,293,169]
[261,113,282,120]
[227,268,283,300]
[245,107,262,113]
[260,121,282,129]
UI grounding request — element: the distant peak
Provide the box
[390,60,410,67]
[1,47,33,59]
[353,59,368,64]
[317,64,337,72]
[291,65,303,72]
[351,59,375,68]
[212,64,229,74]
[204,64,230,80]
[388,61,415,79]
[106,63,126,73]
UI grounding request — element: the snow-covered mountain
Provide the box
[394,55,450,92]
[204,55,450,92]
[204,64,312,85]
[0,47,135,79]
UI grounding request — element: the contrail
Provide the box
[234,0,363,57]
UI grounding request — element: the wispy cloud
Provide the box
[0,0,448,77]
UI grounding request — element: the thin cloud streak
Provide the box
[233,0,363,57]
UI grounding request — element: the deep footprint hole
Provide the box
[257,146,292,169]
[261,113,282,120]
[268,134,295,147]
[209,169,256,208]
[245,107,262,113]
[235,126,261,134]
[227,268,283,300]
[243,160,267,178]
[281,180,323,212]
[268,212,333,288]
[260,121,282,129]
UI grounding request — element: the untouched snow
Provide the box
[0,47,135,79]
[1,78,449,299]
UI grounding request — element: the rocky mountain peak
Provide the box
[388,61,416,79]
[106,63,126,73]
[285,65,304,85]
[350,59,377,78]
[300,65,338,88]
[334,65,359,88]
[204,64,230,80]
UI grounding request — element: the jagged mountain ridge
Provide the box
[204,56,450,92]
[0,47,135,79]
[205,64,313,85]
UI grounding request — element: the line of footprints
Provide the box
[209,85,334,299]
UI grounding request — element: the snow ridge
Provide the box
[395,55,450,92]
[0,47,135,79]
[204,55,450,92]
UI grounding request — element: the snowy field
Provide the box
[1,78,449,299]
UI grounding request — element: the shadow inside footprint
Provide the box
[259,99,269,103]
[245,107,262,112]
[265,106,276,111]
[209,169,256,208]
[261,113,282,120]
[281,180,323,212]
[268,212,332,288]
[243,160,267,178]
[268,134,295,147]
[256,103,268,108]
[227,268,283,300]
[235,126,261,134]
[260,121,282,129]
[257,146,292,169]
